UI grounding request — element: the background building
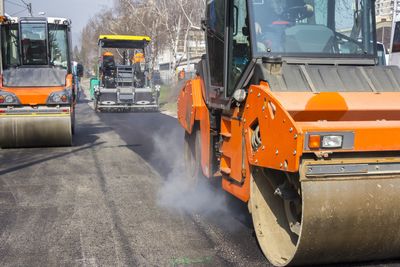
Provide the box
[376,0,400,16]
[376,0,400,51]
[157,29,205,84]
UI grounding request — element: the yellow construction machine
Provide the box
[177,0,400,266]
[94,35,160,112]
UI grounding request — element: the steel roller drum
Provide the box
[0,115,72,148]
[251,165,400,266]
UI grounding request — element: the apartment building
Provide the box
[376,0,400,16]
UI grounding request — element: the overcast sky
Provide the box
[5,0,113,46]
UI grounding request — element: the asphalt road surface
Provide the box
[0,98,400,267]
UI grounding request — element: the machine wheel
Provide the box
[71,107,76,135]
[94,99,99,113]
[183,128,202,190]
[250,167,300,267]
[249,164,400,266]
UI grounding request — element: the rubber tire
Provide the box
[94,99,99,113]
[250,167,298,266]
[183,128,202,190]
[71,107,76,135]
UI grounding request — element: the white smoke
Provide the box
[152,128,229,215]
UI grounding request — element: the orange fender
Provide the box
[177,77,212,178]
[177,80,196,134]
[242,82,304,172]
[220,107,252,202]
[222,82,304,202]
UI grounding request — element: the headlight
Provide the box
[0,91,20,105]
[307,132,353,150]
[5,95,15,103]
[47,89,71,104]
[233,89,247,103]
[321,135,343,149]
[52,94,61,103]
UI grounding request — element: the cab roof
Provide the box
[2,16,71,25]
[98,35,151,49]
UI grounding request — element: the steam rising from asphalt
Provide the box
[152,128,228,215]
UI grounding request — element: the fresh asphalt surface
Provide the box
[1,97,400,266]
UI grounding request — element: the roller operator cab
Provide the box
[0,16,75,148]
[94,35,160,112]
[177,0,400,266]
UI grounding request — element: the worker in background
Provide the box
[72,62,83,100]
[178,68,186,81]
[100,52,116,88]
[132,52,145,64]
[131,52,145,73]
[101,52,116,73]
[132,52,146,87]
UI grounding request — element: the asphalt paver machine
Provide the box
[94,35,160,112]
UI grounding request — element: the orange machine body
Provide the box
[177,78,212,178]
[0,74,74,106]
[0,16,75,148]
[177,78,400,202]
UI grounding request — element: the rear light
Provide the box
[0,96,4,104]
[308,135,321,149]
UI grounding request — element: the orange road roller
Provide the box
[0,16,76,148]
[177,0,400,266]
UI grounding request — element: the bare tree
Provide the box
[78,0,206,76]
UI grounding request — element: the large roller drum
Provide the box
[0,114,72,148]
[251,159,400,266]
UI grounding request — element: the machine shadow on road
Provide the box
[0,100,112,177]
[96,111,179,177]
[0,141,105,177]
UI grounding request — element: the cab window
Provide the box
[227,0,251,96]
[1,24,19,68]
[206,0,225,87]
[49,24,69,69]
[21,22,48,65]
